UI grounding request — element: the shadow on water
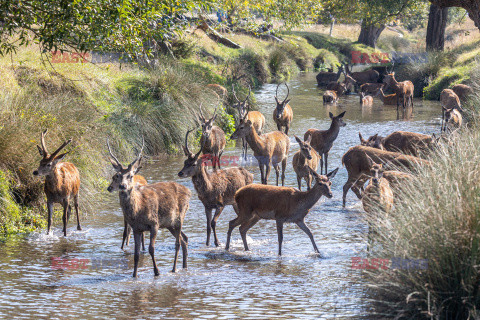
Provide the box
[0,72,441,319]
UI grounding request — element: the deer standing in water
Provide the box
[226,167,338,255]
[198,104,226,169]
[108,140,191,277]
[273,83,293,135]
[232,85,265,160]
[33,129,81,236]
[178,129,253,247]
[304,111,346,175]
[383,72,414,112]
[323,90,338,103]
[359,92,373,106]
[292,135,320,191]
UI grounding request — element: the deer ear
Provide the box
[275,97,279,104]
[182,145,190,157]
[338,111,346,118]
[294,135,302,144]
[211,114,218,122]
[246,119,252,126]
[284,99,291,105]
[327,167,339,180]
[359,132,365,143]
[372,134,378,140]
[329,112,333,119]
[53,152,68,163]
[37,145,45,157]
[109,158,122,171]
[306,134,312,144]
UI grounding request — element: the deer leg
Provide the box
[306,173,312,191]
[205,208,213,246]
[121,219,130,249]
[277,123,282,132]
[239,216,261,251]
[296,220,320,254]
[132,231,142,278]
[212,205,224,247]
[226,216,244,251]
[265,161,272,185]
[217,151,223,169]
[180,231,188,269]
[274,163,280,186]
[276,220,284,256]
[320,156,324,175]
[47,201,53,235]
[62,199,69,237]
[74,194,81,230]
[324,152,329,175]
[297,175,302,191]
[148,228,160,276]
[141,232,145,251]
[343,178,356,208]
[285,124,289,135]
[281,158,287,186]
[259,163,265,184]
[243,138,248,160]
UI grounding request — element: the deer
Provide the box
[345,64,380,86]
[206,84,228,99]
[230,116,290,186]
[359,132,384,150]
[108,140,191,277]
[273,83,293,135]
[341,145,430,207]
[451,84,473,103]
[33,129,81,236]
[359,131,434,158]
[359,92,373,106]
[292,135,321,191]
[198,104,226,169]
[232,85,266,160]
[383,72,414,112]
[442,107,463,133]
[323,90,339,103]
[326,82,346,96]
[304,111,346,175]
[440,89,463,131]
[106,142,148,251]
[360,83,384,95]
[226,167,339,256]
[375,87,399,105]
[316,65,343,86]
[178,129,253,247]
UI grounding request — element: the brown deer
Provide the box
[304,111,346,175]
[383,72,414,112]
[360,83,384,95]
[33,129,81,236]
[359,92,373,106]
[440,89,463,130]
[106,142,148,250]
[345,64,380,85]
[226,167,339,255]
[442,107,463,133]
[360,131,434,158]
[199,104,226,169]
[108,141,191,277]
[326,82,346,96]
[230,117,290,186]
[452,84,473,103]
[178,129,253,247]
[232,85,266,160]
[273,83,293,135]
[341,145,429,207]
[359,132,384,150]
[375,87,399,105]
[316,65,343,86]
[323,90,339,103]
[292,135,320,191]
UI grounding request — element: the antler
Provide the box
[184,128,194,155]
[198,103,206,121]
[129,137,145,168]
[50,139,72,158]
[275,83,281,100]
[283,83,290,103]
[107,138,122,167]
[243,85,251,103]
[40,129,48,155]
[232,84,240,102]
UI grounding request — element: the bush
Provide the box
[314,49,341,71]
[275,42,313,71]
[377,35,412,52]
[227,49,270,86]
[268,47,297,81]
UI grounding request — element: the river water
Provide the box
[0,72,440,319]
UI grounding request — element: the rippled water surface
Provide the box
[0,73,440,319]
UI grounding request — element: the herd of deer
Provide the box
[32,70,472,276]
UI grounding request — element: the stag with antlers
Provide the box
[273,83,293,135]
[198,104,226,169]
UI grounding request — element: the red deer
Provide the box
[106,141,148,250]
[231,117,290,186]
[232,85,266,160]
[316,65,344,86]
[273,83,293,135]
[442,107,463,133]
[226,167,339,255]
[326,82,346,96]
[360,92,373,106]
[359,131,434,158]
[198,104,226,169]
[452,84,473,103]
[360,83,384,95]
[292,135,320,191]
[323,90,338,103]
[108,141,191,277]
[440,89,463,130]
[304,111,346,175]
[341,145,430,207]
[383,72,414,112]
[359,132,384,150]
[178,129,253,247]
[375,88,399,105]
[33,129,81,236]
[345,64,380,85]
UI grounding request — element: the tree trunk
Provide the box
[429,0,480,31]
[358,21,385,48]
[426,4,448,51]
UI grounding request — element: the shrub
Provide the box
[268,47,297,81]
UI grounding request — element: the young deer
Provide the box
[232,85,266,160]
[199,104,226,169]
[359,92,373,106]
[341,145,430,207]
[360,83,384,95]
[226,167,339,255]
[323,90,338,103]
[273,83,293,135]
[106,142,148,250]
[442,107,463,133]
[451,84,473,103]
[440,89,463,131]
[108,142,191,277]
[292,135,320,191]
[231,117,290,186]
[383,72,414,112]
[375,88,399,106]
[33,129,81,236]
[304,111,346,175]
[361,158,394,214]
[178,129,253,247]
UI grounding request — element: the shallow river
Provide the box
[0,73,440,319]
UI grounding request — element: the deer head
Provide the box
[107,139,144,192]
[230,118,253,140]
[198,104,218,139]
[359,132,379,148]
[295,135,313,160]
[232,85,251,120]
[178,129,203,178]
[366,155,384,186]
[274,83,291,119]
[33,129,72,176]
[330,111,346,127]
[308,166,338,198]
